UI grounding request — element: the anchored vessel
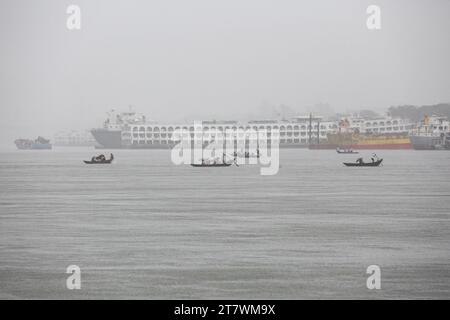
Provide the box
[409,115,450,150]
[91,110,336,149]
[91,109,417,150]
[336,148,358,154]
[14,136,52,150]
[309,116,414,150]
[311,133,412,150]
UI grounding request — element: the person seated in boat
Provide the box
[110,153,114,161]
[94,154,106,162]
[356,157,364,164]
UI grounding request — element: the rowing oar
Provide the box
[223,153,239,167]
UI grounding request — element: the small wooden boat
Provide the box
[343,159,383,167]
[244,152,260,159]
[336,148,359,154]
[83,159,113,164]
[191,151,237,167]
[191,163,232,167]
[234,152,260,159]
[84,154,114,164]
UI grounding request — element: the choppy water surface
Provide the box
[0,148,449,299]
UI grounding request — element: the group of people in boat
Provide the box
[336,148,358,153]
[233,149,260,158]
[201,158,225,165]
[90,153,114,163]
[199,154,236,165]
[85,151,380,166]
[356,153,379,164]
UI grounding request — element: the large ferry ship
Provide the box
[91,110,338,149]
[409,115,450,150]
[91,109,416,150]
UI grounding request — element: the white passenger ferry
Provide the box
[91,109,415,149]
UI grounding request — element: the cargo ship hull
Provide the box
[410,134,450,150]
[309,133,412,150]
[91,129,122,149]
[309,143,412,150]
[409,116,450,150]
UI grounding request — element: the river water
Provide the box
[0,147,449,299]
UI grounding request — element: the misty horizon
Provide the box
[1,0,449,146]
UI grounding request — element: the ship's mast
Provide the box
[308,113,312,146]
[317,118,320,145]
[201,126,204,163]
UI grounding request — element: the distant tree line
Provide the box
[387,103,450,122]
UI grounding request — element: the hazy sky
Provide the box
[1,0,449,145]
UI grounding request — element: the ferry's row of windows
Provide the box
[125,131,328,139]
[365,121,401,127]
[365,125,413,133]
[126,138,323,145]
[127,124,338,132]
[123,122,414,133]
